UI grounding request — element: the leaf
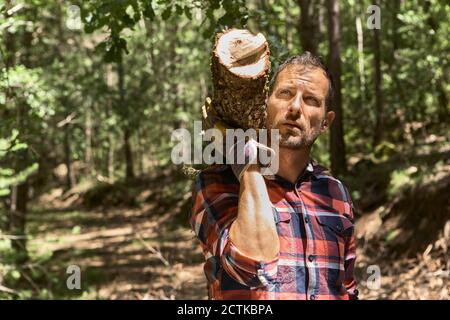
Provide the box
[142,1,156,20]
[240,14,248,26]
[10,270,21,280]
[184,6,192,20]
[162,6,172,20]
[9,142,27,152]
[202,23,215,39]
[218,12,235,27]
[175,4,183,16]
[116,37,129,54]
[385,229,401,242]
[121,12,135,28]
[209,0,221,10]
[0,168,14,176]
[72,225,82,235]
[104,47,119,63]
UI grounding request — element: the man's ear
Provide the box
[321,111,335,133]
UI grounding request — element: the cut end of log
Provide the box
[210,29,271,130]
[215,29,269,78]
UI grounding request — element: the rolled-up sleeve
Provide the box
[222,235,278,287]
[190,171,278,288]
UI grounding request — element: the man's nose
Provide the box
[288,92,303,116]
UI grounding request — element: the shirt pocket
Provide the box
[315,213,354,287]
[271,204,293,238]
[315,213,354,238]
[273,207,292,223]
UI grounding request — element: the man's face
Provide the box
[266,65,334,149]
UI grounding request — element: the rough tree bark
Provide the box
[209,29,271,130]
[327,0,347,176]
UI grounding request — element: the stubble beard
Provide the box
[279,126,321,149]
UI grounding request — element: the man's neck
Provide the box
[276,147,311,184]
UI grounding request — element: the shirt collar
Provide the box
[264,158,329,188]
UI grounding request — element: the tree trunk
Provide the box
[117,59,134,180]
[108,134,115,179]
[105,66,115,180]
[209,29,270,130]
[63,122,76,190]
[9,101,30,263]
[372,0,384,148]
[317,0,326,36]
[355,1,366,109]
[137,128,145,176]
[123,128,134,181]
[5,0,31,262]
[327,0,346,176]
[297,0,319,54]
[391,0,401,55]
[4,0,16,69]
[10,181,28,261]
[85,103,94,175]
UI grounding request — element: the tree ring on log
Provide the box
[211,29,271,130]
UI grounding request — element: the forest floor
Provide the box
[25,148,449,300]
[27,187,207,299]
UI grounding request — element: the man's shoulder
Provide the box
[200,164,232,174]
[310,162,353,209]
[197,164,236,181]
[193,164,239,196]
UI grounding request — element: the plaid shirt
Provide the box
[190,161,358,300]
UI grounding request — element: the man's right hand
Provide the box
[228,138,276,182]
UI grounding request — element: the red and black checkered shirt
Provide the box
[190,160,358,300]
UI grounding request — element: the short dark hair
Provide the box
[268,51,334,109]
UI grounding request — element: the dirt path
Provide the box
[27,200,207,299]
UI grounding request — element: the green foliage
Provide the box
[82,0,249,62]
[0,131,38,196]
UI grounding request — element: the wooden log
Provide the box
[210,29,271,130]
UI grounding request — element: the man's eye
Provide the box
[279,89,291,96]
[304,96,319,106]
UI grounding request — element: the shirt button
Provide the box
[310,294,316,300]
[304,217,310,224]
[336,225,343,232]
[308,255,315,262]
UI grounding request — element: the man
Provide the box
[190,52,358,300]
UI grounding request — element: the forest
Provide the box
[0,0,449,299]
